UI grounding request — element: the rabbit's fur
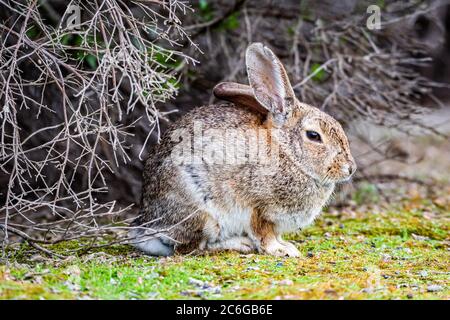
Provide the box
[130,43,356,257]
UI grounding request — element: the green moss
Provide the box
[1,202,448,300]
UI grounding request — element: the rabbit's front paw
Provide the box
[263,240,300,257]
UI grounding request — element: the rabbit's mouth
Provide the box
[336,175,354,184]
[316,167,355,186]
[336,171,356,184]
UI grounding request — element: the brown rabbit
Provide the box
[130,43,356,257]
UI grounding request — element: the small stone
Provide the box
[412,233,429,241]
[339,224,344,229]
[188,278,204,287]
[422,212,435,220]
[64,265,81,276]
[278,279,294,286]
[427,285,443,292]
[324,289,338,296]
[245,266,260,271]
[419,270,428,277]
[230,285,241,291]
[433,197,446,208]
[275,294,298,300]
[180,290,202,297]
[306,251,314,258]
[407,293,413,299]
[146,292,159,299]
[275,262,283,267]
[32,275,43,284]
[29,254,47,263]
[209,286,222,294]
[63,281,81,291]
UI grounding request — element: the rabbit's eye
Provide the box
[306,130,322,142]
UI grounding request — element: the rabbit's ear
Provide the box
[213,82,269,115]
[246,43,296,124]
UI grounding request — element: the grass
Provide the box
[0,199,448,300]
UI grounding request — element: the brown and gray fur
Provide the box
[130,43,356,257]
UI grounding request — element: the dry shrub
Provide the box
[0,0,197,255]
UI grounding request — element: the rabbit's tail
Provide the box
[128,228,174,256]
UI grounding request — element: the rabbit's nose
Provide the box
[347,163,356,176]
[342,162,356,177]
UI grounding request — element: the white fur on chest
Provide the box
[271,185,334,233]
[272,207,323,234]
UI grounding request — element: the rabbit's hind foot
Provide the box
[133,237,174,257]
[206,236,256,253]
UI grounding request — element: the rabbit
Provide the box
[130,43,356,257]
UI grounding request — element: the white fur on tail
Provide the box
[129,229,174,256]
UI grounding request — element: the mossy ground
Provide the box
[1,197,448,300]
